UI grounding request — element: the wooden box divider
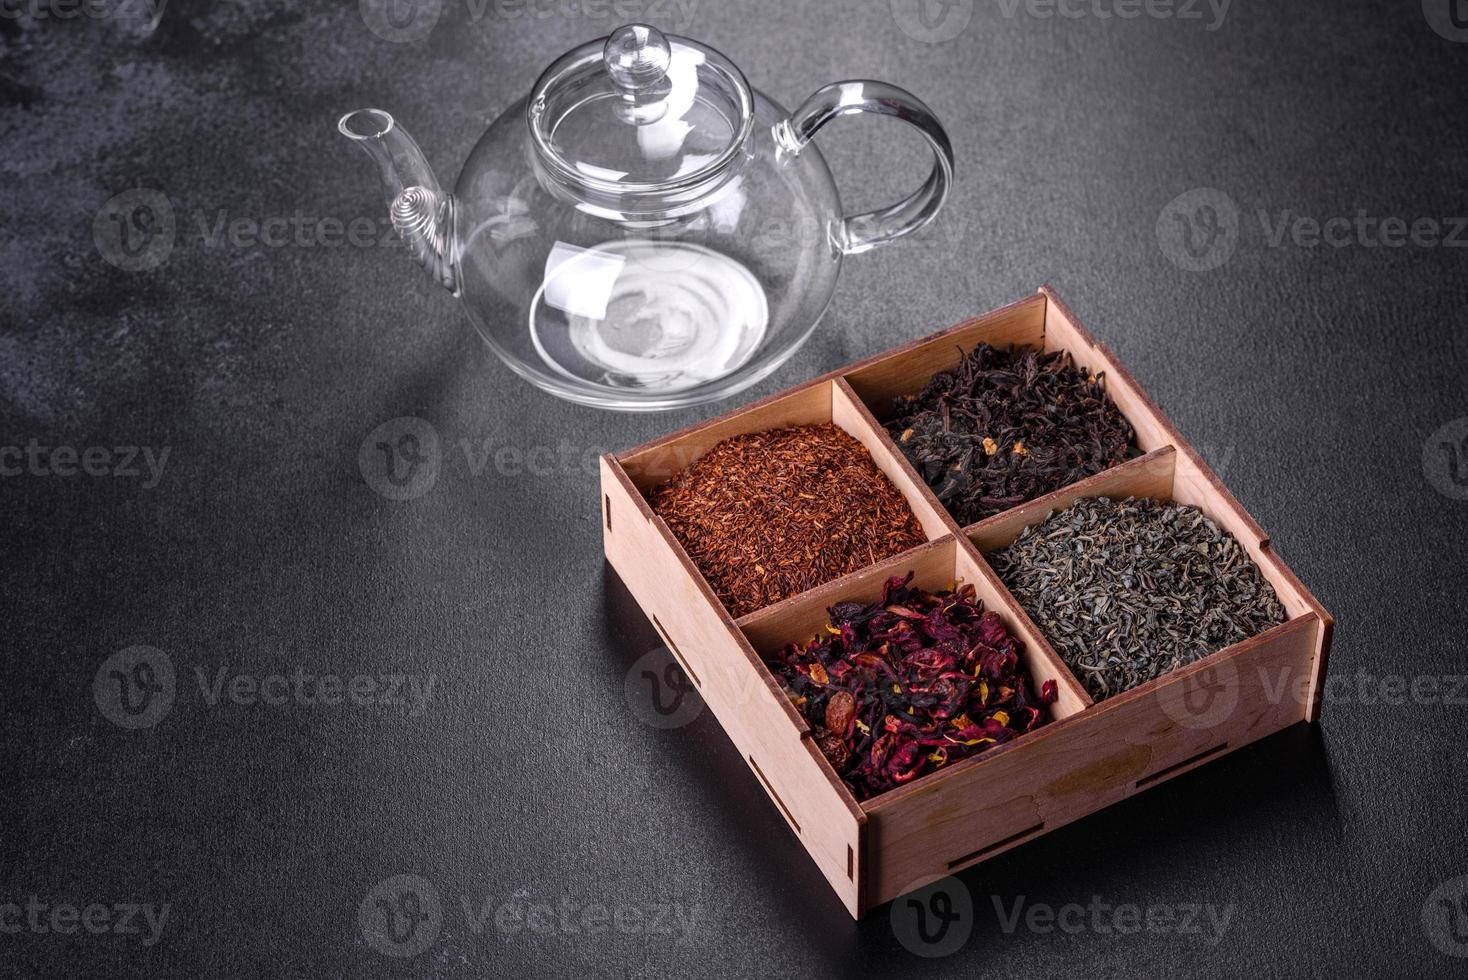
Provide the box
[965,445,1178,554]
[601,286,1333,918]
[829,379,956,541]
[601,452,868,916]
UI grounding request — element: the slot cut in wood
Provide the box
[650,615,700,689]
[947,821,1046,871]
[749,755,801,834]
[601,287,1333,919]
[1136,743,1229,788]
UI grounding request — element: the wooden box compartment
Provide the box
[600,287,1332,918]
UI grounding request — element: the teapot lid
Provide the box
[528,25,754,199]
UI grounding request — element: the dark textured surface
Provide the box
[4,1,1467,976]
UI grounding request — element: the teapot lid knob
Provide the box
[603,24,671,94]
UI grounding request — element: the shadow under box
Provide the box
[600,287,1333,918]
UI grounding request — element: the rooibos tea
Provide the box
[989,496,1287,701]
[887,344,1134,524]
[764,573,1057,801]
[648,424,925,618]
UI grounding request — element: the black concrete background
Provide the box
[3,0,1467,976]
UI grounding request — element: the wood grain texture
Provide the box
[600,455,866,915]
[737,537,957,656]
[830,378,959,542]
[966,446,1178,552]
[1040,285,1333,723]
[950,536,1092,720]
[840,293,1048,420]
[617,379,833,491]
[1039,288,1176,454]
[860,613,1321,911]
[605,288,1334,920]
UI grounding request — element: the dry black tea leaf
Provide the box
[887,344,1134,524]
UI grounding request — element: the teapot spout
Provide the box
[338,108,457,294]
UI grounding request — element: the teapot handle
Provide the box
[776,81,954,255]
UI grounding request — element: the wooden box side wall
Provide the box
[602,286,1334,919]
[827,298,1330,908]
[600,456,866,916]
[856,439,1323,910]
[1039,286,1333,722]
[617,379,834,491]
[618,378,951,547]
[859,611,1321,911]
[841,294,1048,420]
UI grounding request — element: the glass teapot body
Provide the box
[341,25,952,411]
[452,89,844,409]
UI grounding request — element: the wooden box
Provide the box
[600,287,1333,918]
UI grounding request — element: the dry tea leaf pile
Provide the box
[765,573,1057,801]
[649,424,925,618]
[990,496,1286,701]
[887,344,1134,524]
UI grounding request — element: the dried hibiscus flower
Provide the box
[765,573,1057,801]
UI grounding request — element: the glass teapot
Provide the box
[340,24,953,411]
